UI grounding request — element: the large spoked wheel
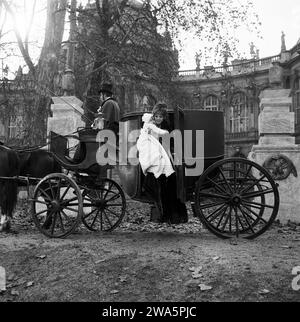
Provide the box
[81,178,126,232]
[31,173,83,238]
[194,158,279,239]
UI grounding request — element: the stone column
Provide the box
[249,89,300,223]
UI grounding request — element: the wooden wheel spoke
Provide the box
[239,209,257,225]
[56,178,61,199]
[216,205,229,229]
[35,200,49,206]
[206,203,228,222]
[64,202,80,207]
[105,203,123,207]
[47,179,55,199]
[103,182,113,199]
[236,165,253,193]
[240,174,266,194]
[83,209,98,220]
[39,188,52,202]
[241,199,274,210]
[234,207,239,237]
[105,207,120,218]
[50,212,58,235]
[198,191,229,200]
[233,161,237,191]
[60,184,72,202]
[100,210,103,230]
[64,206,78,213]
[242,188,274,199]
[240,204,268,225]
[90,211,99,229]
[58,212,65,233]
[105,193,121,203]
[237,205,255,234]
[218,167,234,194]
[35,208,49,217]
[235,207,246,231]
[198,200,225,210]
[82,202,95,207]
[103,210,113,228]
[220,206,232,232]
[60,210,73,223]
[206,177,230,195]
[61,196,78,204]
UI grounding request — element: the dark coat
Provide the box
[98,98,120,135]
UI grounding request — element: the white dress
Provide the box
[137,115,175,178]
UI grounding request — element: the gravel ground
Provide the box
[0,198,299,302]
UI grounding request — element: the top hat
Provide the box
[99,83,113,95]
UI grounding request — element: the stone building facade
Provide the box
[0,72,35,145]
[174,38,300,157]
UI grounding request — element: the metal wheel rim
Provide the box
[31,173,83,238]
[194,158,279,239]
[81,178,126,232]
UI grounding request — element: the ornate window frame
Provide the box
[229,91,252,133]
[203,94,219,111]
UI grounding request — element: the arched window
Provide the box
[203,95,219,111]
[229,92,253,133]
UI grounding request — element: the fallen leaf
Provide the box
[95,259,106,264]
[36,255,47,259]
[281,245,292,249]
[192,273,203,279]
[188,267,195,272]
[258,289,270,295]
[213,256,220,261]
[26,281,34,288]
[198,284,213,291]
[11,290,19,296]
[110,290,119,294]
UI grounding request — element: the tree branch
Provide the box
[2,0,36,78]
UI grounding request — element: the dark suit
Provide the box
[98,97,120,136]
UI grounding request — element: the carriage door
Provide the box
[173,106,186,203]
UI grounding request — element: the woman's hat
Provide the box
[99,83,113,95]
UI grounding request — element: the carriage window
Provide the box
[8,115,24,139]
[203,95,219,111]
[229,93,252,133]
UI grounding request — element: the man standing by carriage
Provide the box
[96,83,120,137]
[74,82,120,163]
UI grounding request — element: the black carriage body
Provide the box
[118,108,224,203]
[49,128,104,175]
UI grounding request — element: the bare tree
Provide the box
[2,0,68,145]
[74,0,260,114]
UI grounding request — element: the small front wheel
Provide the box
[31,173,83,238]
[81,178,126,232]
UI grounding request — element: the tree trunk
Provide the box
[25,0,68,146]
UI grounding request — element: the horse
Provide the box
[0,145,20,232]
[0,145,62,233]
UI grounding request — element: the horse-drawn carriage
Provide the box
[0,107,280,239]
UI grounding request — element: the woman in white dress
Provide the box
[137,103,188,224]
